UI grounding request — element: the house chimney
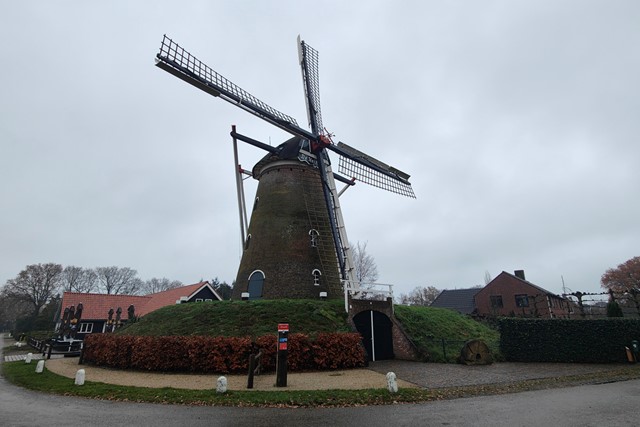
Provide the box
[514,270,526,280]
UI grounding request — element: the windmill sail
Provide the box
[155,35,310,139]
[333,142,416,198]
[298,36,324,135]
[156,35,415,199]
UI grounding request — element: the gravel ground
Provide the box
[44,357,418,391]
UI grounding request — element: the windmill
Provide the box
[155,35,415,302]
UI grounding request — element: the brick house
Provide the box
[58,281,222,339]
[474,271,570,319]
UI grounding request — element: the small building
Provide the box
[58,281,222,339]
[430,288,481,315]
[474,270,570,319]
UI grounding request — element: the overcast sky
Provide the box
[1,1,638,301]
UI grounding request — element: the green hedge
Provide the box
[82,332,366,373]
[499,318,640,363]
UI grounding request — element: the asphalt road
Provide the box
[1,373,639,426]
[2,334,639,426]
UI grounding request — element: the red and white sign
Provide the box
[278,323,289,332]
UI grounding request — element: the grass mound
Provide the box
[119,299,350,338]
[121,298,500,362]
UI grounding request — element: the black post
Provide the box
[276,323,289,387]
[247,353,255,389]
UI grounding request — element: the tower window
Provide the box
[247,270,265,300]
[253,197,259,211]
[312,269,321,286]
[309,229,319,248]
[244,234,252,250]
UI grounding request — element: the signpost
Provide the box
[276,323,289,387]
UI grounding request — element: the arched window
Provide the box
[312,269,321,286]
[309,229,319,248]
[244,234,252,250]
[247,270,265,300]
[253,196,259,211]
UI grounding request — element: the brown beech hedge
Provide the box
[82,332,366,373]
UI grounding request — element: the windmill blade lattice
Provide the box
[156,35,302,134]
[334,142,416,198]
[298,37,323,135]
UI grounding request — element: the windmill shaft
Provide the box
[230,130,280,154]
[232,127,248,246]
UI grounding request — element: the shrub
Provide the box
[499,318,640,363]
[313,333,366,369]
[82,332,366,373]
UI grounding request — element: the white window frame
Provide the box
[79,323,93,334]
[312,269,322,286]
[309,229,319,248]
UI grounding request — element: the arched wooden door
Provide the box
[353,310,394,361]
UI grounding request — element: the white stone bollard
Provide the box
[25,353,33,364]
[216,376,228,393]
[35,360,45,373]
[75,369,86,386]
[386,372,398,393]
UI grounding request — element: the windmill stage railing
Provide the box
[342,281,394,312]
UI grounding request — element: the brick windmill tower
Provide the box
[155,35,415,301]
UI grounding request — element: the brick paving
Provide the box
[368,359,621,388]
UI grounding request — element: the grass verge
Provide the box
[3,361,640,407]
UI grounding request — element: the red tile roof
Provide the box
[60,293,151,320]
[137,281,211,316]
[59,281,217,320]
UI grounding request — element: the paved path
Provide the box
[368,359,620,388]
[4,353,44,362]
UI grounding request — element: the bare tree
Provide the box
[95,266,142,295]
[4,263,63,317]
[601,256,640,315]
[351,241,379,284]
[140,277,182,294]
[399,286,441,306]
[484,270,492,285]
[61,266,98,293]
[0,286,32,330]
